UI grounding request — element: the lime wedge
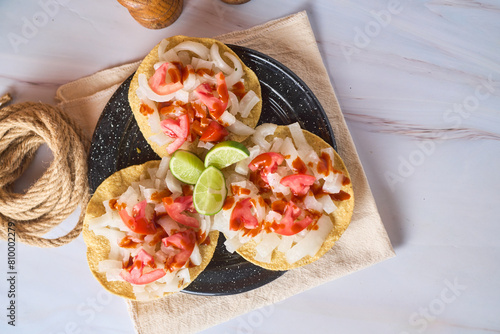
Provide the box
[193,166,227,215]
[204,141,250,169]
[169,150,205,185]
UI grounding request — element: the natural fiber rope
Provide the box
[0,99,90,247]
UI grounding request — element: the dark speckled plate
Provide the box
[87,45,336,296]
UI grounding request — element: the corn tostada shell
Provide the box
[83,160,219,300]
[232,126,354,270]
[128,35,262,157]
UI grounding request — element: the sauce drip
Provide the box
[201,235,211,246]
[196,68,215,77]
[151,189,172,202]
[109,199,126,211]
[317,151,333,176]
[231,185,251,196]
[271,200,288,215]
[140,104,154,116]
[342,176,351,186]
[148,230,167,247]
[119,236,140,249]
[231,81,246,100]
[292,157,308,174]
[222,196,235,210]
[330,190,351,201]
[249,170,271,193]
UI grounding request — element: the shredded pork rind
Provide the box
[213,123,354,270]
[83,159,218,300]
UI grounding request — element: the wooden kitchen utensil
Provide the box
[117,0,183,29]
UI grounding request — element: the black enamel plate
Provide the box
[87,45,336,295]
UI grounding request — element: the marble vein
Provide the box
[0,74,62,88]
[426,0,500,12]
[343,111,500,141]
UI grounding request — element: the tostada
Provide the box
[83,159,218,300]
[212,123,354,270]
[128,35,262,157]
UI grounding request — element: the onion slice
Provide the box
[228,91,239,115]
[157,39,169,61]
[226,119,255,136]
[285,215,333,264]
[238,90,259,118]
[210,43,232,74]
[224,52,243,87]
[173,41,210,60]
[252,123,277,151]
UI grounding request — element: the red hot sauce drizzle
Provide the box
[342,176,351,186]
[292,157,308,174]
[249,170,271,193]
[231,185,251,196]
[330,190,351,201]
[151,189,172,202]
[222,196,235,211]
[231,81,246,100]
[109,199,126,211]
[140,104,155,116]
[119,236,141,249]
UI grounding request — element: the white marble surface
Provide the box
[1,0,499,333]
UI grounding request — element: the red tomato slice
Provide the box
[149,63,183,95]
[230,198,258,231]
[135,248,155,266]
[248,152,285,184]
[162,230,196,271]
[160,114,190,154]
[120,268,166,285]
[120,249,166,285]
[272,201,313,236]
[194,73,229,120]
[199,120,229,142]
[280,174,316,196]
[162,196,199,228]
[118,200,157,235]
[249,152,285,174]
[160,114,189,138]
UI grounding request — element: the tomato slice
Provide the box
[271,201,313,236]
[248,152,285,184]
[200,120,229,142]
[149,63,183,95]
[194,73,229,120]
[249,152,284,174]
[160,114,190,154]
[120,268,166,285]
[135,247,155,266]
[160,114,189,138]
[120,248,166,285]
[280,174,316,196]
[162,196,199,228]
[162,230,196,271]
[118,200,157,235]
[229,198,258,231]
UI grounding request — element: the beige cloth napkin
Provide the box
[56,11,395,334]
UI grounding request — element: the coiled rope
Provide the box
[0,95,90,247]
